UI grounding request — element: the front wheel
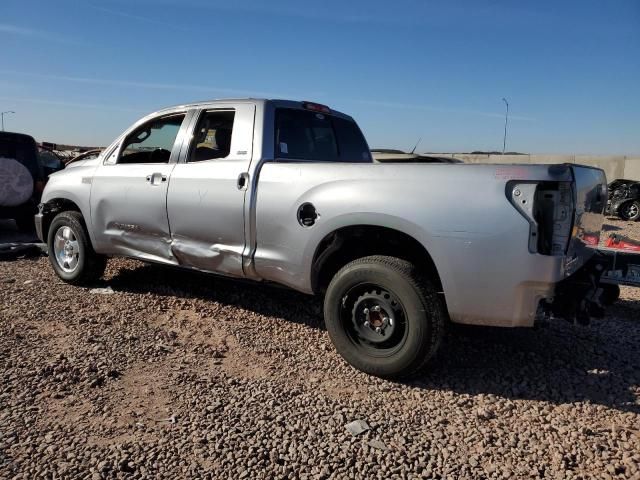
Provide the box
[324,255,446,378]
[47,211,107,285]
[619,200,640,221]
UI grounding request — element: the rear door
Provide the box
[166,103,254,277]
[90,111,191,262]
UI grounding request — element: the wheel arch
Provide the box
[41,197,85,242]
[311,224,445,299]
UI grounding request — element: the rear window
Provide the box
[0,133,41,179]
[275,108,371,162]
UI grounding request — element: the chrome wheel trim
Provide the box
[621,202,639,219]
[53,226,80,273]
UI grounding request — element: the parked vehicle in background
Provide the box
[606,179,640,221]
[38,147,65,177]
[371,149,463,163]
[0,131,46,231]
[36,99,609,378]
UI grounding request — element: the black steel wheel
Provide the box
[346,285,409,356]
[324,255,446,378]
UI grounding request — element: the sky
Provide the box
[0,0,638,154]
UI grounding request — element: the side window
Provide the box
[188,110,235,162]
[332,116,372,162]
[275,109,338,161]
[117,113,185,164]
[274,108,370,162]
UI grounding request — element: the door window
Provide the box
[188,110,235,162]
[118,113,186,164]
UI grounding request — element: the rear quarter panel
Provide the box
[254,162,573,326]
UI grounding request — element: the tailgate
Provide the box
[564,165,607,275]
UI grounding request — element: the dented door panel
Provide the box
[90,163,177,262]
[166,161,248,276]
[166,104,255,277]
[89,110,192,262]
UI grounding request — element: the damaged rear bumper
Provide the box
[539,247,640,325]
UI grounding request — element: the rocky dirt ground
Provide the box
[1,218,639,479]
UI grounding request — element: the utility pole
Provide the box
[502,98,509,154]
[1,111,15,131]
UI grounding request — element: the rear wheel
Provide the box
[324,255,445,378]
[619,200,640,221]
[47,211,106,285]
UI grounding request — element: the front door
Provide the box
[90,112,189,263]
[166,104,254,277]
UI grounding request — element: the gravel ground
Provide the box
[1,219,639,479]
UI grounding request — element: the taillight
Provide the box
[507,181,574,256]
[302,101,331,114]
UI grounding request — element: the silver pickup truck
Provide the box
[36,99,608,378]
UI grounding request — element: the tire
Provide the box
[324,255,446,379]
[47,211,106,285]
[618,200,640,221]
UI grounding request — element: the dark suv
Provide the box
[0,131,45,231]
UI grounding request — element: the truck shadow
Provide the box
[108,262,326,330]
[418,300,640,414]
[108,262,639,414]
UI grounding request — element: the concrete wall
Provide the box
[429,154,640,183]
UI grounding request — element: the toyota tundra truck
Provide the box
[35,99,609,378]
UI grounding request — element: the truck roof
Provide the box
[152,98,353,121]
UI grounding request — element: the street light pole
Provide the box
[502,98,509,154]
[1,111,15,131]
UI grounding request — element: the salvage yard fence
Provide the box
[430,154,640,183]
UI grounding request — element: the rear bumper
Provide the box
[539,247,639,324]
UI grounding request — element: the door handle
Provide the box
[237,172,249,190]
[147,173,167,185]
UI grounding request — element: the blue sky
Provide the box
[0,0,638,153]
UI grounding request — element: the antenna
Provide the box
[410,137,422,154]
